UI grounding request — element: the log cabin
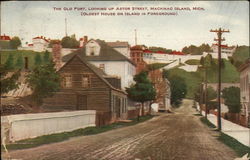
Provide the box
[43,54,128,123]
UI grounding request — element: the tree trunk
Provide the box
[149,101,153,115]
[141,102,144,116]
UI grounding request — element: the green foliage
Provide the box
[147,63,169,71]
[218,132,250,157]
[168,75,187,107]
[43,50,50,64]
[0,65,20,95]
[126,71,156,103]
[222,87,241,113]
[0,40,10,49]
[61,34,79,48]
[4,54,14,70]
[231,45,249,68]
[15,55,24,68]
[25,62,61,104]
[182,43,212,55]
[34,54,42,65]
[0,50,50,70]
[206,87,217,110]
[48,39,60,48]
[148,46,172,53]
[10,36,21,49]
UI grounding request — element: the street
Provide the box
[4,99,236,160]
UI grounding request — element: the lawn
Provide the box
[0,50,52,69]
[165,59,239,99]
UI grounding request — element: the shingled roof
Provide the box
[59,54,126,94]
[62,39,135,66]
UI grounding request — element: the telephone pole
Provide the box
[210,28,229,131]
[65,18,68,37]
[135,29,137,45]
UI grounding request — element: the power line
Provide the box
[210,28,230,131]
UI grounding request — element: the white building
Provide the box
[211,44,236,57]
[107,41,130,58]
[18,36,49,52]
[238,59,250,127]
[62,39,136,89]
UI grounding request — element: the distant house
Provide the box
[238,59,250,127]
[18,36,50,52]
[0,34,11,49]
[211,44,236,56]
[107,41,130,58]
[62,39,136,90]
[43,54,128,123]
[0,34,11,41]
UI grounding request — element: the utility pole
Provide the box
[65,18,68,37]
[135,29,137,45]
[210,28,229,131]
[205,66,208,119]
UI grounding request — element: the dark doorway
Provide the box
[77,95,87,110]
[116,97,121,118]
[24,57,28,69]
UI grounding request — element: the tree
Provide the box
[168,75,187,107]
[148,46,172,53]
[15,55,24,69]
[126,71,156,117]
[4,54,14,70]
[43,50,50,64]
[10,36,21,49]
[61,34,79,48]
[206,87,217,110]
[222,87,241,113]
[34,54,42,65]
[25,62,61,104]
[0,65,20,95]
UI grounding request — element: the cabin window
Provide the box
[82,75,91,88]
[62,74,72,88]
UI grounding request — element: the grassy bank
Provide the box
[0,50,52,69]
[2,115,154,151]
[200,117,250,157]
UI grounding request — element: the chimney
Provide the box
[52,41,62,70]
[84,36,88,44]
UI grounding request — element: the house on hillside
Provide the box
[238,59,250,127]
[107,41,130,58]
[43,54,128,124]
[0,34,11,49]
[18,36,50,52]
[211,44,236,56]
[62,39,136,90]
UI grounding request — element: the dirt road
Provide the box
[3,99,237,160]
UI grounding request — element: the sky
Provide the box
[1,1,249,50]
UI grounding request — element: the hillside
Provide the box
[0,50,51,69]
[164,59,239,99]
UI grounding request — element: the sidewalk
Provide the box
[201,111,250,147]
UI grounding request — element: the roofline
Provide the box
[59,54,127,94]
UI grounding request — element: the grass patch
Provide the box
[0,50,52,69]
[193,113,202,116]
[2,115,154,151]
[218,132,250,157]
[200,116,250,157]
[200,117,216,128]
[185,59,200,65]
